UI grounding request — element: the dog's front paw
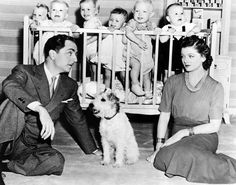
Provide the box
[113,162,123,168]
[100,160,110,166]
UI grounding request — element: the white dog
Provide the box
[90,90,139,167]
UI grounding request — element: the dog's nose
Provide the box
[89,103,94,110]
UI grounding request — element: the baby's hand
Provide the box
[154,27,162,35]
[138,40,148,50]
[108,27,116,32]
[30,20,40,30]
[186,31,194,37]
[70,25,80,38]
[70,24,80,33]
[167,26,176,34]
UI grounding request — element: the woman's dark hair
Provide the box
[181,35,213,70]
[44,34,76,58]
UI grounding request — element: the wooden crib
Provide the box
[23,15,218,116]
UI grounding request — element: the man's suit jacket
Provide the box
[1,63,97,154]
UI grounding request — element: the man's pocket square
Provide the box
[61,98,73,103]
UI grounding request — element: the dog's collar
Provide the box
[104,112,118,120]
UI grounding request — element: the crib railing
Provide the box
[23,16,217,115]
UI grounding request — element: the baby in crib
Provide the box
[123,0,160,100]
[30,3,49,29]
[159,3,200,81]
[92,7,128,89]
[33,0,80,64]
[79,0,103,81]
[29,3,49,45]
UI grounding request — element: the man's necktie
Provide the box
[49,76,56,98]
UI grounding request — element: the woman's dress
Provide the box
[153,73,236,184]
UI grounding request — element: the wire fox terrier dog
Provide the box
[90,90,139,167]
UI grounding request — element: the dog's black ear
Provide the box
[108,92,119,102]
[108,92,120,112]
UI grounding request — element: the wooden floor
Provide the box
[3,114,236,185]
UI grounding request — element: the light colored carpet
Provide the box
[3,115,236,185]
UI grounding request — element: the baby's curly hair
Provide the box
[181,35,213,70]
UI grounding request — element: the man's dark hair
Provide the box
[44,34,76,58]
[110,7,128,22]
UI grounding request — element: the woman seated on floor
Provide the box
[147,35,236,184]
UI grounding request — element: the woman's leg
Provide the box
[153,134,236,183]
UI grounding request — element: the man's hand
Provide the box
[35,105,55,140]
[92,149,103,156]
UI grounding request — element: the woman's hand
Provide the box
[146,143,163,163]
[162,129,188,147]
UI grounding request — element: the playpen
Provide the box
[23,15,218,115]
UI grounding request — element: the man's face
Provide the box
[50,2,68,23]
[53,40,78,73]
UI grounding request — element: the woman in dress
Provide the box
[147,35,236,183]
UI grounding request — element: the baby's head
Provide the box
[133,0,154,24]
[79,0,100,21]
[166,3,186,26]
[32,3,49,22]
[49,0,69,23]
[108,8,128,30]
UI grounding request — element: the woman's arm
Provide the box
[146,111,170,163]
[157,112,171,139]
[162,119,221,147]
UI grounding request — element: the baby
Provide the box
[124,0,158,99]
[79,0,103,81]
[33,0,80,64]
[30,3,49,29]
[92,8,128,89]
[159,3,200,81]
[29,3,49,45]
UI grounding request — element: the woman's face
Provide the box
[181,46,206,72]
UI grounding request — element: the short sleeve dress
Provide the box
[123,19,156,74]
[153,73,236,184]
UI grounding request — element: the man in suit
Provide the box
[0,34,100,184]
